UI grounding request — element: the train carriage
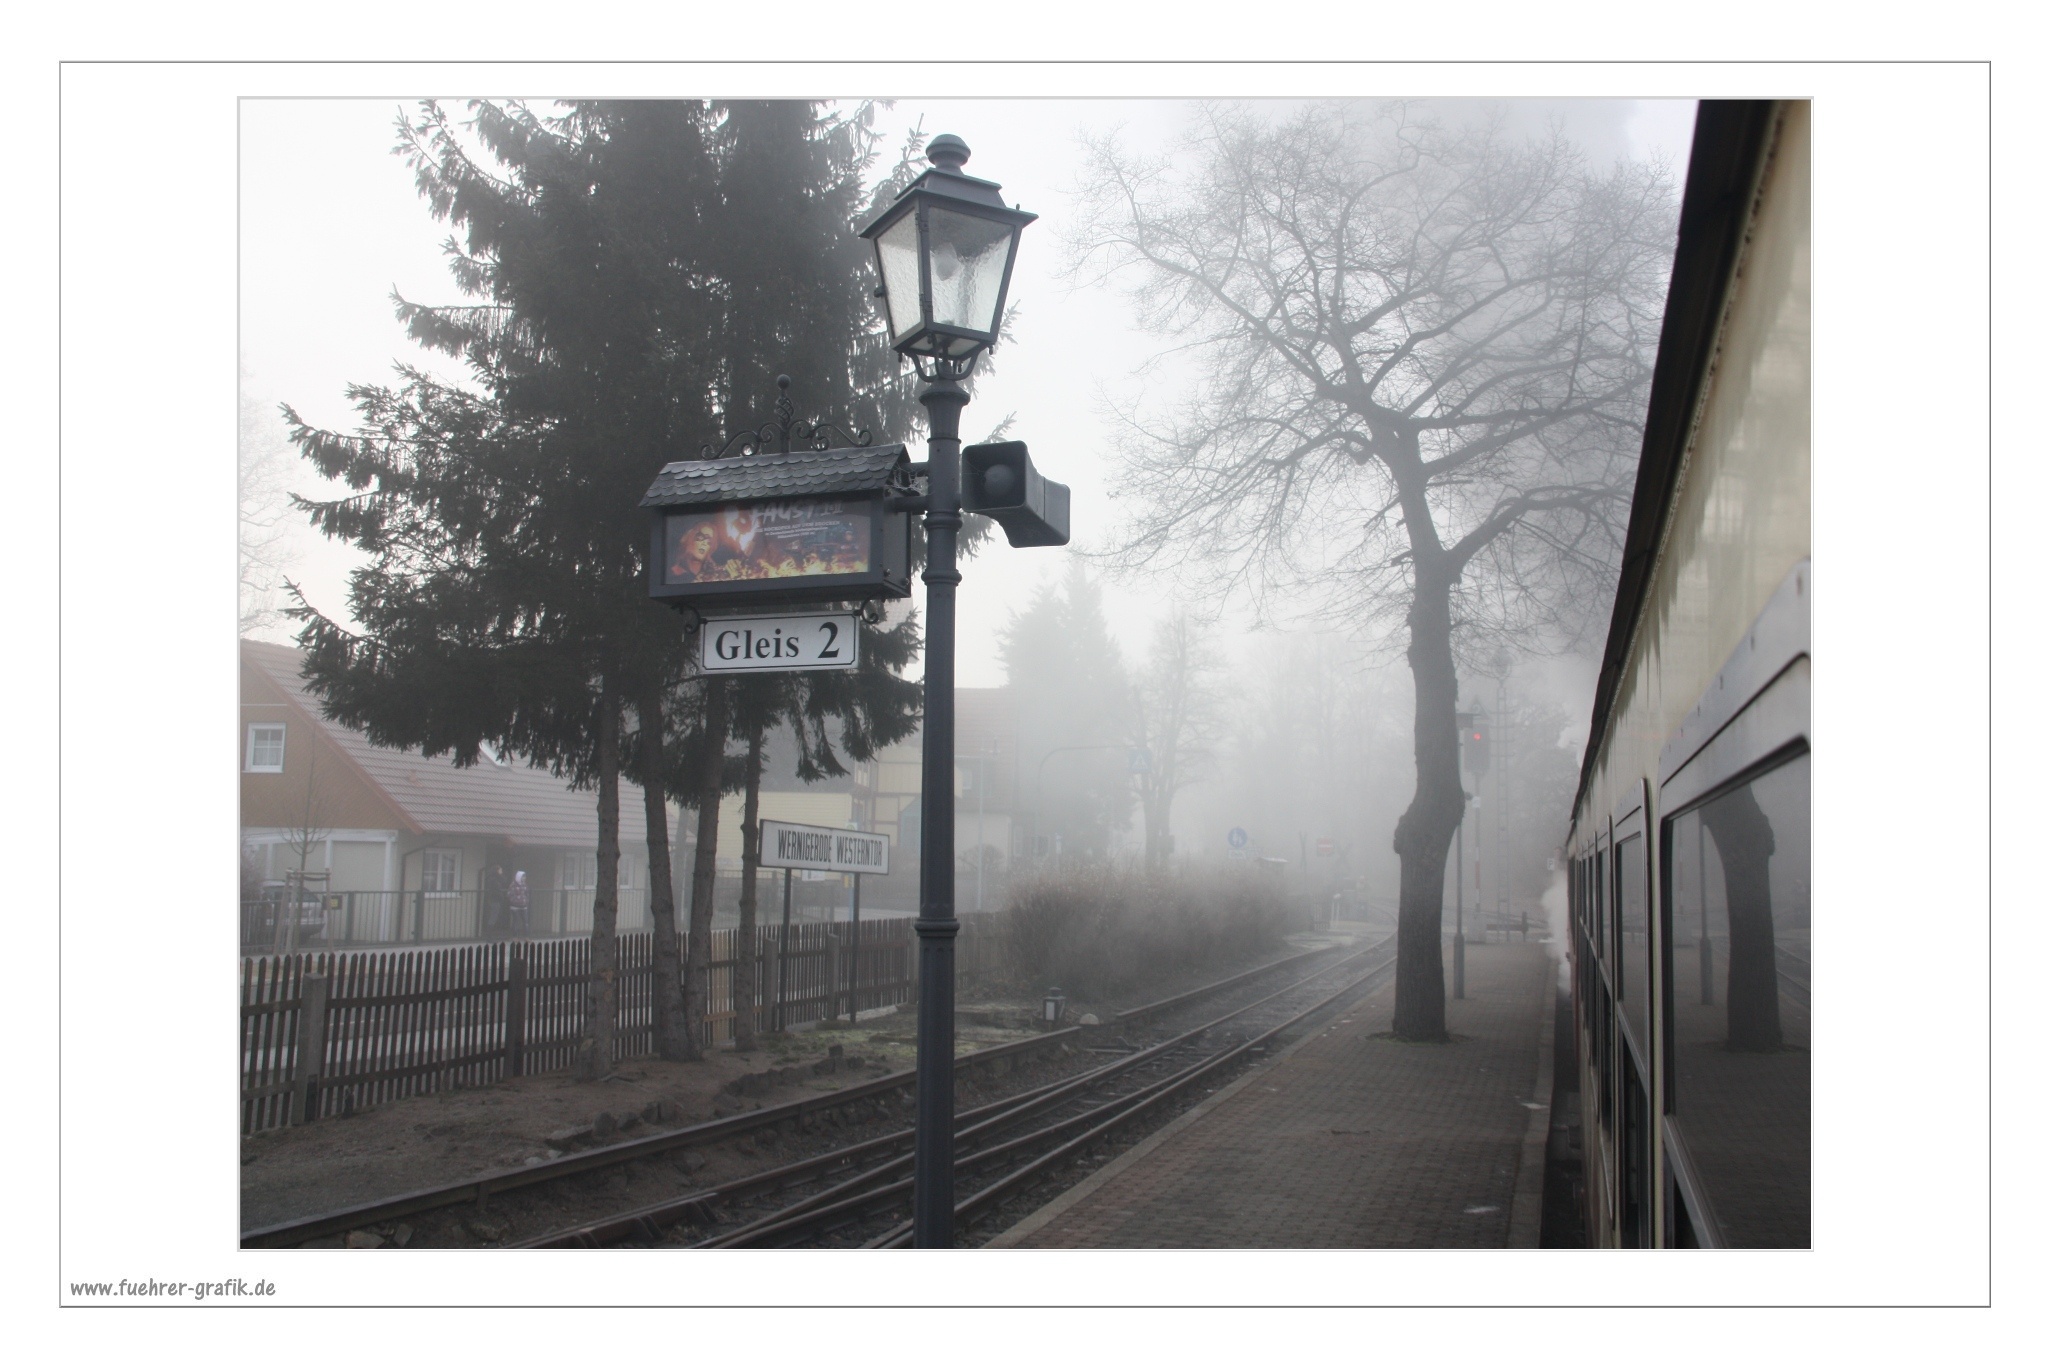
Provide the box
[1566,99,1810,1248]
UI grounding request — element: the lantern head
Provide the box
[859,134,1036,368]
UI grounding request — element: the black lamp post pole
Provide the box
[913,365,969,1248]
[1454,808,1466,1000]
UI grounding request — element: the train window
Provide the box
[1592,963,1614,1138]
[1593,846,1608,965]
[1584,854,1594,941]
[1664,750,1809,1248]
[1620,1051,1653,1247]
[1617,834,1649,1052]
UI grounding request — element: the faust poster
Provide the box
[662,499,872,586]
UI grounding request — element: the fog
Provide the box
[241,96,1693,668]
[977,571,1598,923]
[240,95,1692,928]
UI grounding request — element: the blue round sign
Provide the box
[1227,827,1249,849]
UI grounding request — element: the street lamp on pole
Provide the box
[1490,647,1514,942]
[860,134,1037,1249]
[1454,709,1477,1001]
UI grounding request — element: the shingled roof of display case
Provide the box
[640,444,911,507]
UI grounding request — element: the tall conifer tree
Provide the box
[287,99,921,1072]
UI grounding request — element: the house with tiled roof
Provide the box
[242,641,1023,939]
[240,639,663,942]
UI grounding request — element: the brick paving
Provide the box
[998,940,1554,1248]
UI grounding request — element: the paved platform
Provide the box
[990,939,1555,1248]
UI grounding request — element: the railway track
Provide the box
[522,935,1399,1249]
[242,937,1376,1249]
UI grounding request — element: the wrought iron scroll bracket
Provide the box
[699,374,876,459]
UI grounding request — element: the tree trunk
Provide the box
[733,719,766,1052]
[637,679,688,1061]
[1141,777,1176,873]
[1700,784,1782,1051]
[682,678,728,1060]
[1390,562,1464,1042]
[575,684,621,1081]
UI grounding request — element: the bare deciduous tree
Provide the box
[239,379,301,639]
[1129,611,1227,870]
[275,741,333,954]
[1073,102,1675,1038]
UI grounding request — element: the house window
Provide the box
[559,853,633,890]
[246,724,286,773]
[423,849,461,894]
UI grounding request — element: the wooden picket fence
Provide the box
[239,919,922,1135]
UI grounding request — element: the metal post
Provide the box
[914,366,968,1248]
[1498,674,1509,941]
[847,873,863,1022]
[1454,811,1466,1001]
[776,867,793,1033]
[826,930,842,1022]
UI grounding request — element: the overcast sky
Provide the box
[240,96,1696,688]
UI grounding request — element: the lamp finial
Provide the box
[926,133,970,173]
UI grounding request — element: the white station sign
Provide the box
[759,820,891,875]
[698,613,858,673]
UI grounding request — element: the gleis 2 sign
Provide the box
[698,613,859,674]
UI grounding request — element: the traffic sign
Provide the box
[759,820,891,875]
[1227,827,1249,849]
[1315,837,1335,857]
[1128,747,1152,774]
[698,613,859,674]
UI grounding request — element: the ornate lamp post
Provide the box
[1454,709,1475,1001]
[860,134,1036,1248]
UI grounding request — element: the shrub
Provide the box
[998,863,1290,999]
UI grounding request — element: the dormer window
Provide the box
[246,724,285,773]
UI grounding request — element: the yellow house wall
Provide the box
[714,791,857,870]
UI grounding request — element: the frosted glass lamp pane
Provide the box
[925,207,1012,335]
[875,213,924,341]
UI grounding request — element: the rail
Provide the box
[239,937,1361,1248]
[720,940,1397,1248]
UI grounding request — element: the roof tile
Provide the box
[640,444,909,507]
[243,641,642,849]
